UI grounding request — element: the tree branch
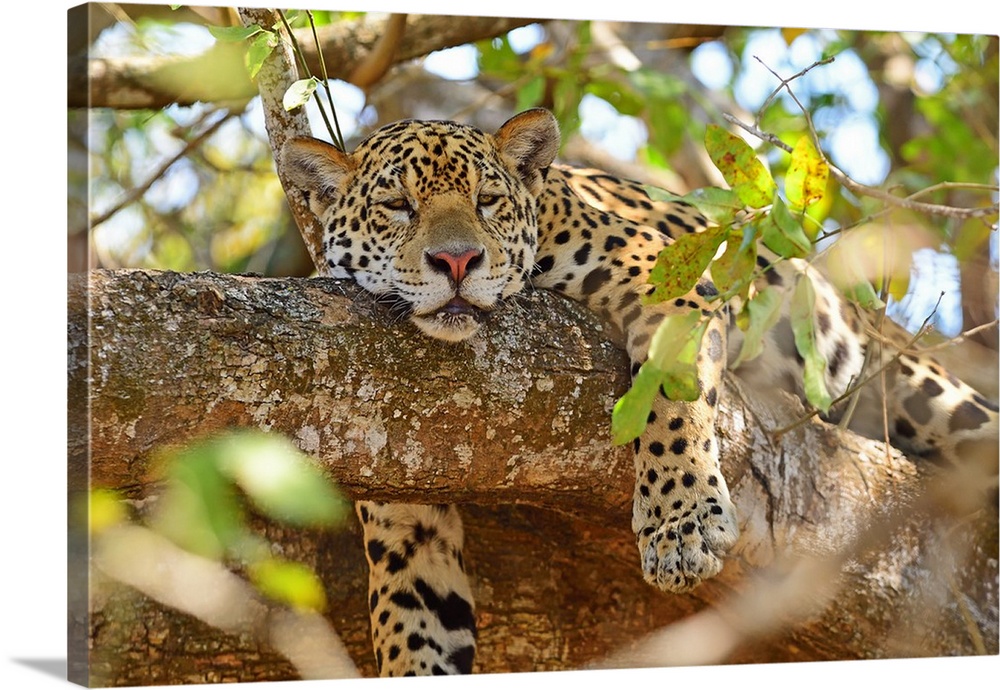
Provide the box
[72,268,997,681]
[70,13,543,110]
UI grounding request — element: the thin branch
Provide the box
[277,10,339,146]
[723,113,1000,222]
[85,110,234,234]
[753,55,834,131]
[308,10,348,149]
[919,318,1000,352]
[771,293,944,439]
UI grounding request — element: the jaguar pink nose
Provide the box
[426,248,484,284]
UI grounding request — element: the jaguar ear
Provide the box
[280,137,355,219]
[493,108,560,195]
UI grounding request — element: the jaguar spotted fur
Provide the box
[280,108,998,676]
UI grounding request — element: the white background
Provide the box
[2,1,996,688]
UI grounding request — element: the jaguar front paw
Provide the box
[633,477,739,593]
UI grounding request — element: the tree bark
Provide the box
[71,268,998,684]
[69,13,543,110]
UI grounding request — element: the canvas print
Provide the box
[67,3,999,686]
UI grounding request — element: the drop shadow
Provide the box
[11,658,67,680]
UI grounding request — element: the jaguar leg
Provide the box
[356,501,477,676]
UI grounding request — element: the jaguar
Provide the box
[280,108,998,676]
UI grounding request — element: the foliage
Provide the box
[76,10,997,442]
[91,431,350,612]
[613,119,836,440]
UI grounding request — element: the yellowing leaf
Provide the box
[711,229,757,298]
[89,489,128,535]
[781,28,808,45]
[705,124,776,209]
[250,558,328,612]
[645,227,726,304]
[785,136,828,212]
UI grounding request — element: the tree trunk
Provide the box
[69,268,998,685]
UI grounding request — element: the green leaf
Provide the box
[552,73,583,136]
[612,311,708,445]
[612,362,663,445]
[845,280,886,310]
[710,229,757,297]
[477,35,521,79]
[283,77,321,112]
[760,196,812,259]
[649,312,709,402]
[150,446,245,560]
[790,275,833,412]
[585,79,644,116]
[731,285,783,368]
[250,557,328,612]
[685,187,745,226]
[516,75,545,111]
[785,136,828,212]
[246,30,279,80]
[216,433,348,527]
[645,227,726,304]
[704,124,777,208]
[628,69,686,101]
[645,186,744,227]
[208,24,265,42]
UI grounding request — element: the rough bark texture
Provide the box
[69,13,542,110]
[70,268,999,685]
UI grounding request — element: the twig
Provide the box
[919,318,1000,352]
[754,55,833,139]
[277,10,340,148]
[771,293,944,440]
[308,9,348,149]
[723,114,1000,222]
[86,110,234,233]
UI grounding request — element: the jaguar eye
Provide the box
[381,198,412,213]
[477,193,500,208]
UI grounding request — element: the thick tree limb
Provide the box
[69,13,542,110]
[71,268,998,682]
